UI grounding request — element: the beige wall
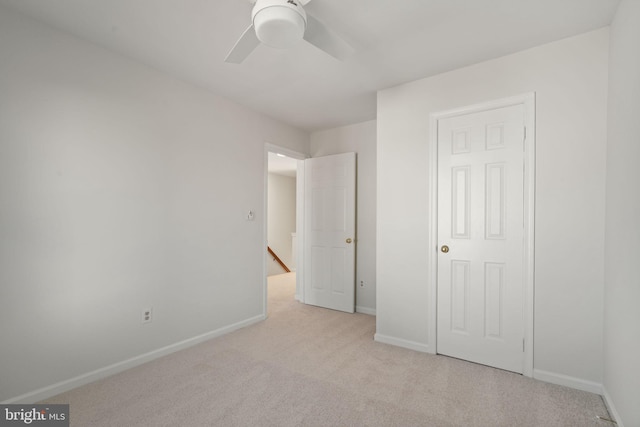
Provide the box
[604,1,640,425]
[0,7,309,402]
[376,28,608,390]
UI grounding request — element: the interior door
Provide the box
[303,152,356,313]
[437,104,526,373]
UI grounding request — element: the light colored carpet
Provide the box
[42,273,612,426]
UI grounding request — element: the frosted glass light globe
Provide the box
[253,3,306,49]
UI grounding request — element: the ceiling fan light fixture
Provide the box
[225,0,353,64]
[252,1,307,49]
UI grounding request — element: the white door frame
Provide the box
[264,143,308,317]
[427,93,536,377]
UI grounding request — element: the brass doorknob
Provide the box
[346,238,353,244]
[441,245,449,253]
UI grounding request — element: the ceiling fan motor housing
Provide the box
[252,0,307,49]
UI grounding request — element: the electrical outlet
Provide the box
[142,307,153,324]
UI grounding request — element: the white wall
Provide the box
[267,173,296,275]
[311,120,377,314]
[376,29,608,388]
[0,7,309,403]
[603,1,640,425]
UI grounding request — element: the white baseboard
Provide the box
[602,387,624,427]
[3,314,266,404]
[374,333,432,353]
[356,306,376,316]
[533,369,603,395]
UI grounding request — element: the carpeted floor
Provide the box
[42,273,613,426]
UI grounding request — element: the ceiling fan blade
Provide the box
[303,14,354,61]
[225,24,260,64]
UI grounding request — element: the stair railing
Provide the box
[267,246,291,273]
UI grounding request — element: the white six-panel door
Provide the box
[303,153,356,313]
[437,104,526,373]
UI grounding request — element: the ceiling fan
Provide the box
[225,0,354,63]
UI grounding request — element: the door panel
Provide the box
[437,105,525,373]
[304,153,356,313]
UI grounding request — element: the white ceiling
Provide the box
[0,0,619,132]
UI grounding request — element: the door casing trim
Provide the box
[427,93,536,377]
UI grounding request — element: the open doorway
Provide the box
[264,144,306,316]
[267,152,297,276]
